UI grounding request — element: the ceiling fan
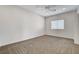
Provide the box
[36,5,57,11]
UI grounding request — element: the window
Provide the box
[51,20,64,29]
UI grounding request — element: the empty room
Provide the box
[0,5,79,54]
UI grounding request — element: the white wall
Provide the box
[45,11,78,39]
[0,6,45,46]
[74,12,79,44]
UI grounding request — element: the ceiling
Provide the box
[19,5,78,17]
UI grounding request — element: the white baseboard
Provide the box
[0,34,79,47]
[0,34,44,47]
[46,34,79,45]
[46,34,73,39]
[74,39,79,45]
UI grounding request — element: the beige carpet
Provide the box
[0,35,79,54]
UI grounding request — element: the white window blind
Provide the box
[51,20,64,29]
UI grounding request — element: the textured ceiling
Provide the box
[19,5,78,17]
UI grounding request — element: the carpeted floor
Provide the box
[0,35,79,54]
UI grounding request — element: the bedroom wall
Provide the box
[74,11,79,44]
[45,11,78,39]
[0,6,45,46]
